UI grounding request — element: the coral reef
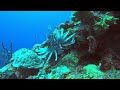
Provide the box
[0,11,120,79]
[59,50,80,70]
[65,64,104,79]
[104,68,120,79]
[46,65,71,79]
[81,64,104,79]
[34,28,75,65]
[10,48,43,68]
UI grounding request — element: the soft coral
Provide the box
[36,28,75,64]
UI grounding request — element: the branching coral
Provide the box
[35,28,75,64]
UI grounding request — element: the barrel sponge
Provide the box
[11,48,43,68]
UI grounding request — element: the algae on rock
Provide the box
[60,50,80,70]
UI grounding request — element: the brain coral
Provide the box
[10,48,43,68]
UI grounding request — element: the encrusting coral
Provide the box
[59,50,80,70]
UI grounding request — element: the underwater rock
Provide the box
[99,49,113,71]
[71,11,119,37]
[0,63,18,79]
[72,11,96,25]
[65,64,105,79]
[0,63,13,73]
[99,48,120,71]
[112,11,120,19]
[0,70,17,79]
[35,67,49,79]
[14,67,39,79]
[60,50,80,70]
[0,67,39,79]
[65,65,83,79]
[82,64,104,79]
[65,72,82,79]
[10,48,44,68]
[104,68,120,79]
[29,65,71,79]
[46,65,71,79]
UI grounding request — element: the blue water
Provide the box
[0,11,72,68]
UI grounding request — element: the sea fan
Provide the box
[36,28,75,64]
